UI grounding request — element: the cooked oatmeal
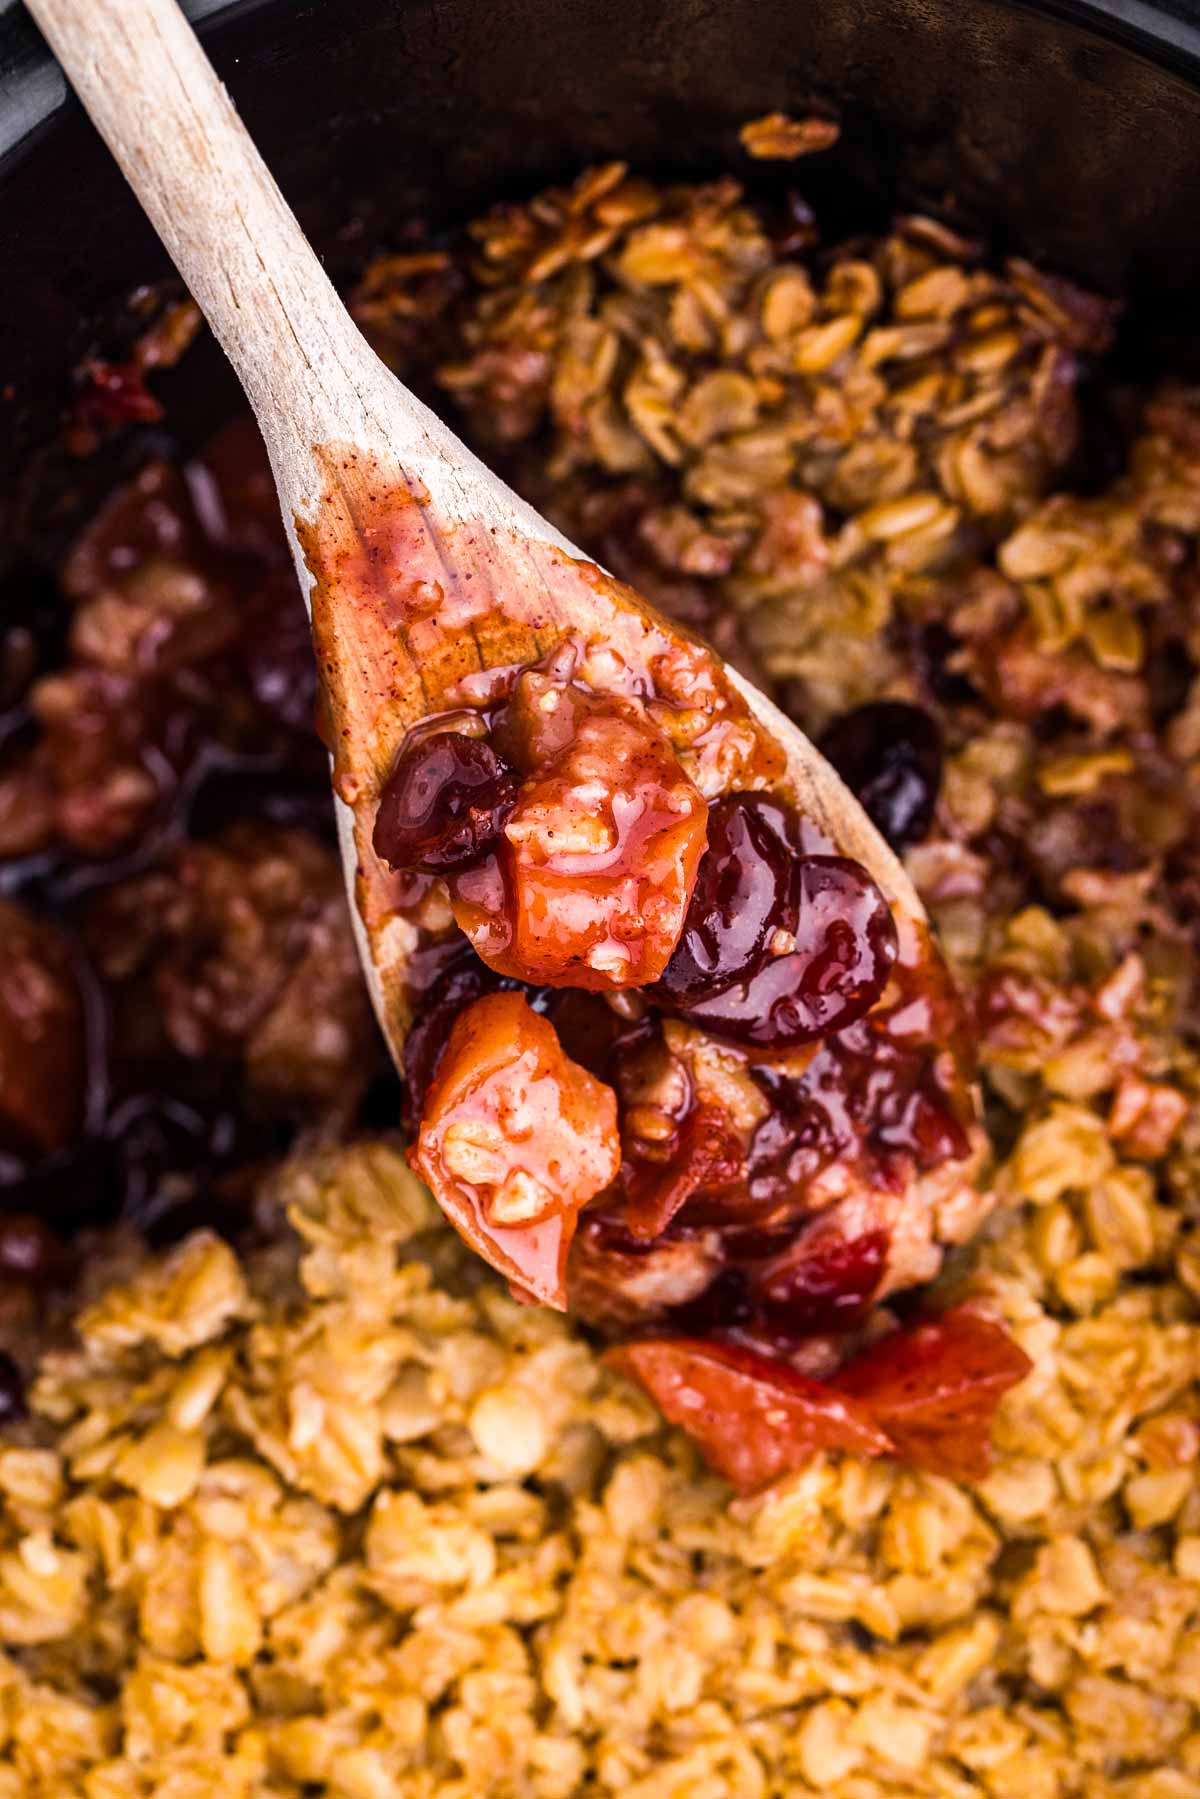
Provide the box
[1,1138,1197,1797]
[1,152,1200,1794]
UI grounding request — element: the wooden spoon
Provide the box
[27,0,935,1070]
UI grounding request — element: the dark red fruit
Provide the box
[373,730,517,875]
[835,1306,1032,1481]
[0,1350,24,1425]
[745,1009,971,1222]
[103,1088,268,1246]
[655,794,898,1052]
[653,795,793,1007]
[819,701,942,851]
[754,1223,889,1330]
[607,1336,892,1492]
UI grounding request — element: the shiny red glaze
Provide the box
[835,1306,1032,1481]
[754,1224,889,1331]
[745,970,973,1223]
[607,1336,892,1493]
[654,796,898,1051]
[653,795,794,1005]
[674,854,898,1049]
[622,1105,744,1241]
[411,990,620,1308]
[450,704,708,991]
[373,730,517,874]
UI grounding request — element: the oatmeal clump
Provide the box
[354,160,1116,718]
[0,1139,1198,1796]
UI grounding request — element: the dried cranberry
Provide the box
[655,794,897,1052]
[754,1224,889,1330]
[106,1090,237,1240]
[0,1351,25,1425]
[653,795,793,1008]
[819,702,942,851]
[373,731,517,875]
[745,1065,853,1217]
[744,988,971,1222]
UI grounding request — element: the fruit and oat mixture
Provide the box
[2,134,1200,1795]
[329,455,993,1472]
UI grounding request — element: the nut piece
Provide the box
[411,992,620,1307]
[451,703,709,990]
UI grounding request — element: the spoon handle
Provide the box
[25,0,403,456]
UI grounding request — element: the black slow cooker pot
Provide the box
[2,0,1200,573]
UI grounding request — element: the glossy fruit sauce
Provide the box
[288,432,1020,1489]
[0,412,1024,1492]
[382,709,974,1323]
